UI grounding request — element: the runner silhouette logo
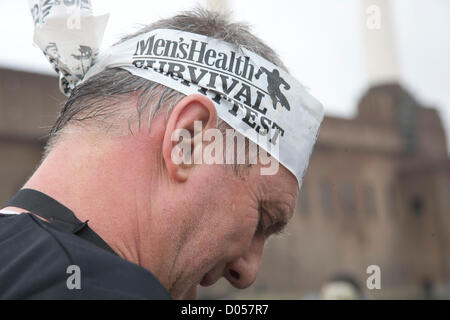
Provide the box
[255,67,291,111]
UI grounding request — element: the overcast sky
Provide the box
[0,0,449,150]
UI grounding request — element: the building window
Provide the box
[339,182,357,216]
[386,186,398,217]
[319,179,333,216]
[411,195,424,218]
[363,185,377,218]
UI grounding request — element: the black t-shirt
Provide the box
[0,212,171,299]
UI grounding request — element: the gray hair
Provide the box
[44,8,288,165]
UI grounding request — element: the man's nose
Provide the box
[224,235,265,289]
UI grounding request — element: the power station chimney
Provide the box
[363,0,399,85]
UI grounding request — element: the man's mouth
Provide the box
[200,271,219,287]
[200,273,213,287]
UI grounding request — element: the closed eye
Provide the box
[256,208,266,235]
[266,221,288,236]
[256,206,267,235]
[256,204,289,238]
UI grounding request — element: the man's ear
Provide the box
[162,94,218,182]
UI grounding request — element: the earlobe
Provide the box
[162,94,217,182]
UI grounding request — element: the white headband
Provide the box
[29,0,324,188]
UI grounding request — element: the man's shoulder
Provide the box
[0,213,171,299]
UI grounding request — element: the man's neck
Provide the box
[9,128,179,294]
[21,135,148,267]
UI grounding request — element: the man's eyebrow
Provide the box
[262,201,292,236]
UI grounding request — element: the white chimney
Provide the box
[363,0,399,85]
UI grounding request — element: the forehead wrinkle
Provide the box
[250,165,297,222]
[266,187,296,218]
[259,164,297,201]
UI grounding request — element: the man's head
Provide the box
[38,9,299,299]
